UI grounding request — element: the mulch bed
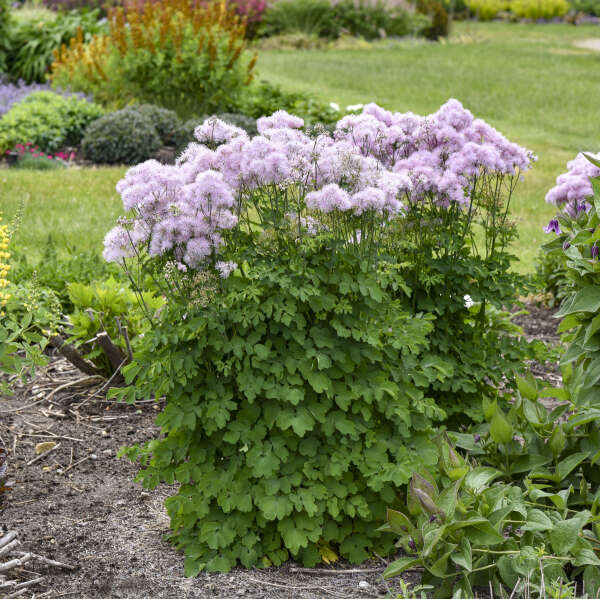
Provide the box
[0,302,560,599]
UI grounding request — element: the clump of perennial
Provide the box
[0,216,10,316]
[104,100,534,275]
[544,152,600,232]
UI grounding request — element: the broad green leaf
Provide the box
[383,557,421,579]
[465,467,501,493]
[555,287,600,318]
[490,408,512,445]
[556,452,589,480]
[549,511,591,555]
[516,375,537,400]
[521,509,553,532]
[450,536,472,572]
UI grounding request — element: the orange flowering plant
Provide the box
[50,0,257,118]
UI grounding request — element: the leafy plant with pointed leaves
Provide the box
[383,429,600,599]
[115,237,453,573]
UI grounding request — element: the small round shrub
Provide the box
[0,91,103,153]
[132,104,183,147]
[81,109,161,165]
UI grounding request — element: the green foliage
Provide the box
[0,91,103,154]
[66,277,163,376]
[0,0,11,73]
[241,80,339,125]
[465,0,509,19]
[510,0,569,18]
[81,108,161,165]
[131,104,185,148]
[10,237,121,313]
[115,241,453,572]
[260,0,425,40]
[4,8,106,83]
[569,0,600,15]
[466,0,569,19]
[11,153,67,170]
[384,374,600,597]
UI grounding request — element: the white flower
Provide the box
[464,294,474,308]
[346,103,364,112]
[329,102,341,112]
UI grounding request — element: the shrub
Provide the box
[415,0,449,38]
[569,0,600,15]
[65,277,163,376]
[465,0,509,19]
[466,0,569,19]
[51,0,258,118]
[131,104,183,147]
[544,158,600,402]
[4,8,106,83]
[260,0,425,40]
[105,100,536,572]
[81,108,161,164]
[510,0,569,18]
[10,236,121,313]
[0,91,103,153]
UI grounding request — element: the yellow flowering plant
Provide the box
[0,214,50,391]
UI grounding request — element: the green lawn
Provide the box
[257,21,600,272]
[2,22,599,272]
[1,167,126,260]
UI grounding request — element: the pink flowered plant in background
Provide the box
[104,101,534,284]
[544,152,600,232]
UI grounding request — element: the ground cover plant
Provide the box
[96,99,541,573]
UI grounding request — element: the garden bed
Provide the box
[0,303,559,599]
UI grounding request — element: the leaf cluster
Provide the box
[385,371,600,598]
[115,240,453,573]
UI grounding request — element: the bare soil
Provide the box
[0,302,559,599]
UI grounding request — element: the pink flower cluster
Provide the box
[104,160,238,267]
[6,142,75,162]
[334,100,535,205]
[545,152,600,221]
[105,100,533,269]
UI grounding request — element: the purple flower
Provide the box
[408,538,417,552]
[474,434,481,443]
[544,219,561,235]
[563,241,571,250]
[592,243,599,260]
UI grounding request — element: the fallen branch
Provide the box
[26,443,61,467]
[0,539,19,559]
[15,551,75,571]
[0,575,44,592]
[0,552,32,573]
[96,332,128,374]
[62,453,94,475]
[3,577,45,599]
[49,336,100,376]
[289,567,385,575]
[0,532,18,552]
